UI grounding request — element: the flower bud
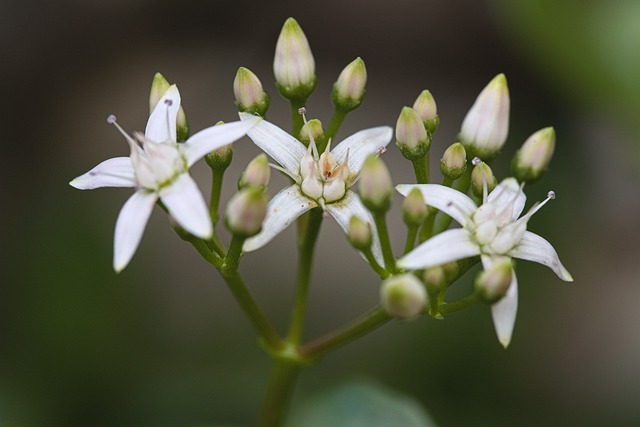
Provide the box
[471,160,497,198]
[205,122,233,171]
[380,274,427,319]
[233,67,270,116]
[511,127,555,183]
[358,155,393,212]
[423,266,447,296]
[331,57,367,112]
[441,261,460,283]
[412,90,439,134]
[475,257,513,304]
[402,188,427,227]
[224,188,268,238]
[347,215,372,251]
[299,118,324,148]
[239,154,270,191]
[440,143,467,180]
[149,72,189,141]
[395,106,430,160]
[274,18,317,101]
[459,73,509,160]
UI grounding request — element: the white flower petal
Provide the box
[243,185,317,252]
[159,173,212,239]
[488,178,526,219]
[70,157,135,189]
[145,85,180,143]
[398,228,480,270]
[113,190,157,272]
[396,184,477,226]
[240,112,307,176]
[183,117,260,167]
[330,126,393,173]
[325,191,384,267]
[511,231,573,281]
[488,261,518,349]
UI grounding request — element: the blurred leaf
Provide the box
[286,379,435,427]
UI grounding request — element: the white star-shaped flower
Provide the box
[238,112,392,264]
[397,177,573,347]
[70,86,259,272]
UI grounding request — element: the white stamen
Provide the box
[548,190,556,199]
[520,189,556,222]
[106,114,117,124]
[377,146,387,156]
[472,157,482,166]
[107,115,137,147]
[269,162,300,183]
[298,107,306,115]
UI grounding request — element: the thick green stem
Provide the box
[403,224,418,255]
[411,153,430,184]
[287,208,324,345]
[373,212,396,273]
[290,100,306,138]
[325,108,348,143]
[364,249,390,279]
[258,359,301,427]
[300,307,392,360]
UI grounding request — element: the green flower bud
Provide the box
[475,257,513,304]
[274,18,317,102]
[233,67,270,116]
[471,159,497,198]
[205,121,233,171]
[348,215,372,251]
[459,73,509,161]
[440,142,467,180]
[149,72,189,141]
[511,127,555,183]
[331,57,367,112]
[402,188,427,227]
[412,90,439,134]
[224,188,268,238]
[423,266,447,295]
[395,106,430,160]
[380,274,427,319]
[358,155,393,212]
[239,154,270,191]
[299,118,324,148]
[441,261,460,283]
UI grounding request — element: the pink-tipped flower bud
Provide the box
[380,274,427,320]
[233,67,270,116]
[149,72,189,141]
[512,127,555,183]
[331,57,367,112]
[395,106,430,160]
[459,73,510,160]
[239,154,270,191]
[412,90,439,134]
[273,18,317,101]
[224,188,268,238]
[358,155,394,212]
[402,188,427,227]
[475,257,513,304]
[440,142,467,180]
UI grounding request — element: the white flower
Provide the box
[396,177,573,347]
[70,86,260,272]
[238,112,392,265]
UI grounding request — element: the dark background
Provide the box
[3,0,640,426]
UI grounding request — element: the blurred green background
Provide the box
[3,0,640,425]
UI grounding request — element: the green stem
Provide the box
[287,208,324,345]
[258,359,301,427]
[219,266,284,352]
[373,212,396,273]
[208,167,227,256]
[418,208,437,243]
[411,153,430,184]
[363,249,390,279]
[300,306,392,360]
[290,100,306,138]
[439,293,480,314]
[403,224,418,255]
[325,108,348,143]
